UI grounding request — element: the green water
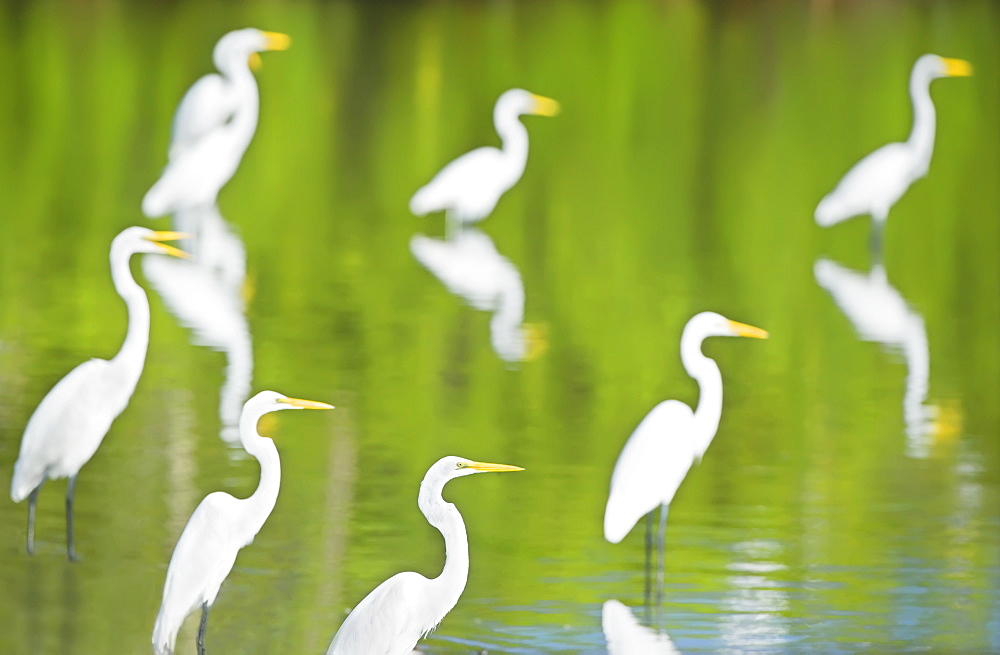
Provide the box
[0,0,998,653]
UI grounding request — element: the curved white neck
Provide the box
[109,246,150,392]
[238,410,281,536]
[494,106,529,183]
[418,479,469,622]
[680,328,723,459]
[907,67,936,178]
[222,59,260,156]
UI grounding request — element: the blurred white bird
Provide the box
[410,88,559,226]
[602,600,678,655]
[815,54,972,236]
[143,29,291,218]
[153,391,333,655]
[814,258,936,457]
[410,228,543,362]
[10,228,189,560]
[326,456,523,655]
[604,312,768,559]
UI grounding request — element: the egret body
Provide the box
[815,54,972,230]
[604,312,768,550]
[152,391,333,655]
[143,29,290,217]
[410,89,559,225]
[326,456,523,655]
[10,228,189,560]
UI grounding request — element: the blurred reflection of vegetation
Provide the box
[0,0,997,653]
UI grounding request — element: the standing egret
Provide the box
[815,54,972,238]
[10,228,190,561]
[326,456,523,655]
[143,29,291,218]
[152,391,333,655]
[409,88,559,226]
[604,313,767,582]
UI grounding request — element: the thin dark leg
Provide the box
[655,504,669,606]
[643,511,654,614]
[869,222,885,263]
[65,475,78,562]
[27,483,42,555]
[197,603,209,655]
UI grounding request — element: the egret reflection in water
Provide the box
[410,227,543,363]
[814,258,940,457]
[143,206,253,444]
[602,600,678,655]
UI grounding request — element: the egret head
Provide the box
[214,28,291,72]
[496,89,561,119]
[246,390,334,416]
[916,54,973,80]
[114,227,192,259]
[686,311,769,341]
[432,456,524,482]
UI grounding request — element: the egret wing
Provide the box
[327,572,430,655]
[815,142,913,225]
[604,401,697,544]
[410,147,506,220]
[169,74,236,159]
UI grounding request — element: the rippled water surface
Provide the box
[0,1,998,653]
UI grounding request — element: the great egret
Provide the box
[815,54,972,234]
[10,228,190,561]
[814,258,935,457]
[410,228,543,362]
[326,456,523,655]
[604,312,768,559]
[142,29,291,218]
[152,391,333,655]
[409,88,559,226]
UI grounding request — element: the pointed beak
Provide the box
[465,461,524,473]
[727,320,769,339]
[280,397,335,410]
[531,94,561,117]
[144,231,193,259]
[941,57,972,77]
[262,31,292,51]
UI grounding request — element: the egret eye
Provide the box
[456,462,466,469]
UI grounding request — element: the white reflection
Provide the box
[144,206,253,444]
[410,227,540,363]
[602,600,678,654]
[720,539,790,650]
[814,258,936,458]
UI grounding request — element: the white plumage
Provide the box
[326,456,523,655]
[152,391,332,655]
[410,88,559,225]
[10,227,188,560]
[815,54,972,228]
[143,29,290,218]
[604,312,768,546]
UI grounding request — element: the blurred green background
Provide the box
[0,0,997,652]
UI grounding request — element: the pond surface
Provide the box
[0,0,998,653]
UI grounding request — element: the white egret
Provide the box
[814,258,935,457]
[326,456,523,655]
[815,55,972,235]
[409,89,559,226]
[604,312,767,560]
[410,228,543,362]
[142,29,291,218]
[10,228,190,561]
[152,391,333,655]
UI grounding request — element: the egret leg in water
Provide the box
[26,482,42,554]
[197,603,208,655]
[66,474,78,561]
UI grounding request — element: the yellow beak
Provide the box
[466,461,524,473]
[727,320,769,339]
[263,31,292,51]
[280,397,335,410]
[941,58,972,77]
[531,94,561,117]
[144,231,193,260]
